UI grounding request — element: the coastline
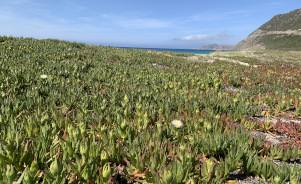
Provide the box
[118,46,216,54]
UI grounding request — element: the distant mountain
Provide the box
[194,44,233,50]
[232,8,301,51]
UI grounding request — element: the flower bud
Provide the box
[137,118,143,127]
[109,130,115,141]
[6,165,17,181]
[79,121,86,136]
[123,95,129,103]
[30,160,39,174]
[206,157,216,175]
[67,142,73,157]
[273,175,281,184]
[162,170,173,184]
[67,123,73,135]
[137,103,142,111]
[81,168,89,181]
[156,122,162,129]
[158,108,163,115]
[23,172,33,184]
[124,108,129,117]
[80,142,89,159]
[186,177,196,184]
[119,129,128,139]
[72,127,81,140]
[16,133,23,147]
[50,159,61,176]
[215,114,220,121]
[188,135,194,143]
[207,158,215,167]
[280,100,286,110]
[120,120,127,130]
[266,119,271,127]
[41,114,49,126]
[102,163,111,182]
[101,126,106,133]
[198,118,204,125]
[179,144,186,155]
[101,150,109,164]
[204,121,212,132]
[79,121,85,129]
[101,105,106,112]
[143,117,149,128]
[290,179,298,184]
[186,153,192,161]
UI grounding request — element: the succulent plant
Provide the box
[50,159,60,176]
[0,36,300,183]
[102,163,111,183]
[201,157,216,182]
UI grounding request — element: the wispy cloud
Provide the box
[77,16,94,22]
[100,14,173,29]
[188,9,250,22]
[3,0,31,5]
[174,32,229,41]
[0,7,14,21]
[0,6,106,41]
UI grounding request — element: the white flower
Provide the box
[40,74,48,79]
[171,120,183,128]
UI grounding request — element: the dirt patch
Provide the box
[228,171,270,184]
[224,85,247,92]
[248,115,301,147]
[152,63,167,69]
[213,57,251,67]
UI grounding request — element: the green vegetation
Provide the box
[210,49,301,64]
[232,8,301,51]
[0,36,300,183]
[258,34,301,51]
[259,9,301,31]
[161,51,195,57]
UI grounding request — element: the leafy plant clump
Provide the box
[0,36,300,183]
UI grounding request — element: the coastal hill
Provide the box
[232,8,301,51]
[194,44,233,50]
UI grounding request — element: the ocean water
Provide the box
[119,47,215,54]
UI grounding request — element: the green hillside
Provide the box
[259,8,301,31]
[0,36,300,183]
[259,34,301,51]
[232,8,301,51]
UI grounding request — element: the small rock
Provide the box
[285,77,294,81]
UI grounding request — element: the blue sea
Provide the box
[118,47,215,54]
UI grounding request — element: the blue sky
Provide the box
[0,0,300,48]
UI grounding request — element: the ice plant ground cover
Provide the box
[0,36,300,183]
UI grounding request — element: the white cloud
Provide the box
[100,14,173,29]
[0,7,107,42]
[175,32,229,41]
[188,10,250,22]
[118,18,172,29]
[78,16,94,22]
[0,7,14,21]
[3,0,31,5]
